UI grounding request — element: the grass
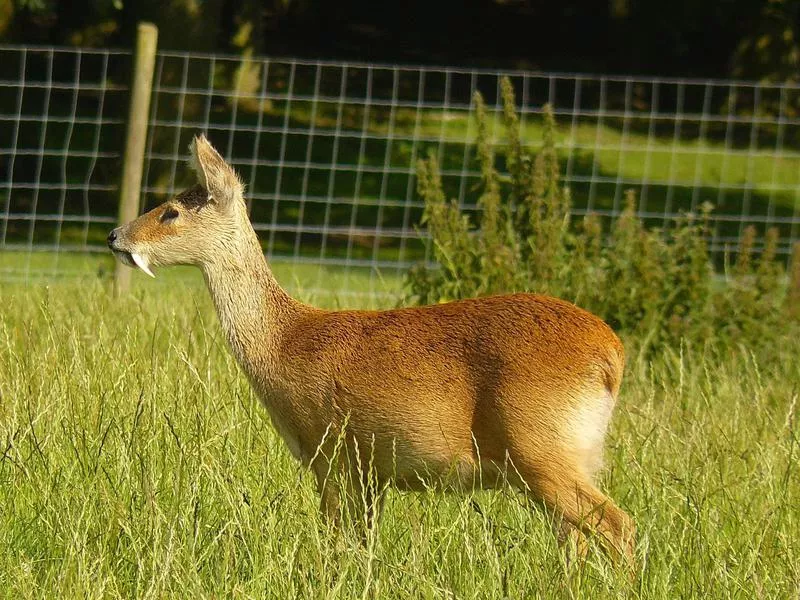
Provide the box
[1,275,798,598]
[0,251,404,309]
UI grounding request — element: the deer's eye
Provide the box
[161,208,179,223]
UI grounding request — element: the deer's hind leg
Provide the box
[553,516,591,566]
[502,384,634,564]
[516,459,636,565]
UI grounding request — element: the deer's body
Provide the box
[259,293,622,487]
[108,135,635,565]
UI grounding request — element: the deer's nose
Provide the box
[107,229,118,248]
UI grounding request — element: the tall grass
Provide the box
[1,279,798,598]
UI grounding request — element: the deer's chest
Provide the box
[261,398,305,462]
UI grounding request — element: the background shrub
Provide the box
[405,77,798,354]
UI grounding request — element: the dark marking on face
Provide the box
[175,184,210,210]
[160,207,179,222]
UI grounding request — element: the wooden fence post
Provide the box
[115,22,158,295]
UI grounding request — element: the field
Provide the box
[1,265,798,599]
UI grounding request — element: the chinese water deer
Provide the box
[108,135,635,564]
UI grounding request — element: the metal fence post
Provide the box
[114,22,158,295]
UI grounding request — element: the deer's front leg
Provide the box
[313,459,343,530]
[312,449,385,543]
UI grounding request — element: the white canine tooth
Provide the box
[130,252,156,278]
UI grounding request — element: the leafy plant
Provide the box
[405,76,796,352]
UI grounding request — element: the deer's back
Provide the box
[285,292,622,392]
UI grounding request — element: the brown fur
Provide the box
[108,135,636,565]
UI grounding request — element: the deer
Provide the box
[107,134,636,566]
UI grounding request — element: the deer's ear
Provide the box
[189,134,243,210]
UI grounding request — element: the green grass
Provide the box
[1,276,798,598]
[0,251,404,309]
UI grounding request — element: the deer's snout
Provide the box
[107,228,119,248]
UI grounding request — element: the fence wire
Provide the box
[2,45,799,299]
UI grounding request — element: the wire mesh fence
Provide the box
[2,44,799,299]
[0,46,131,281]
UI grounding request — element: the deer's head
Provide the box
[108,135,247,276]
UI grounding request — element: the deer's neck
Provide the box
[200,226,301,380]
